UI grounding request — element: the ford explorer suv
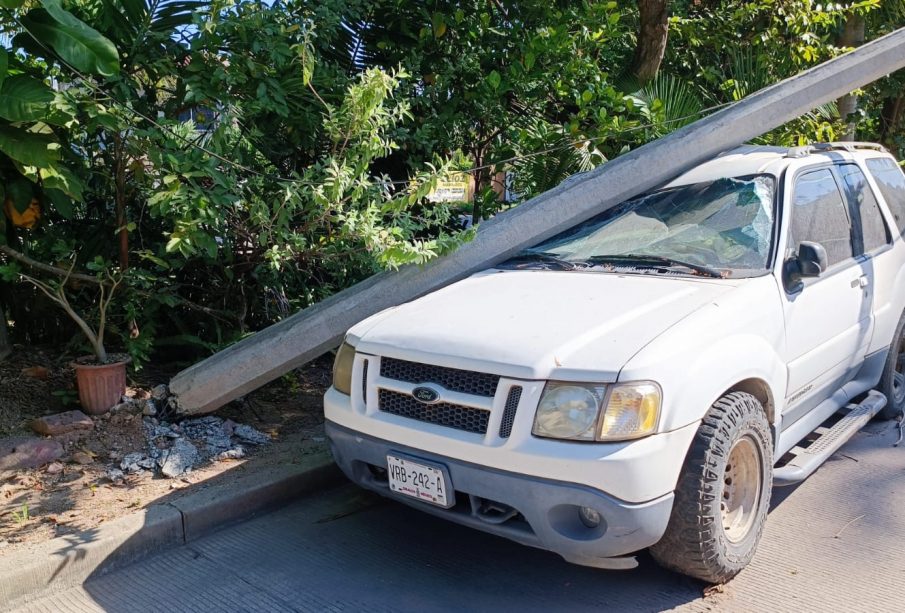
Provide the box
[324,142,905,583]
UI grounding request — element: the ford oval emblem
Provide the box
[412,386,440,404]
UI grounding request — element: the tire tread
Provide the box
[650,392,772,584]
[876,310,905,420]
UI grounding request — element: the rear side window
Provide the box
[836,164,889,254]
[866,157,905,236]
[789,168,853,266]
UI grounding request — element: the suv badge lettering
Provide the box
[412,386,440,403]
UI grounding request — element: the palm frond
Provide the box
[509,122,606,197]
[633,73,705,131]
[723,47,773,101]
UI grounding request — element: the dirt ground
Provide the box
[0,346,332,556]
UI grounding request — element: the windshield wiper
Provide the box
[586,254,724,278]
[499,252,580,271]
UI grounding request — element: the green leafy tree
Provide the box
[341,0,634,219]
[0,0,118,227]
[1,1,470,363]
[3,0,905,371]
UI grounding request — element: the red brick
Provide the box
[0,437,64,471]
[31,410,94,436]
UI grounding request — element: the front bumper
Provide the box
[326,420,674,569]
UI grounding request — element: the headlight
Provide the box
[532,381,661,442]
[598,382,662,441]
[532,384,605,441]
[332,341,356,396]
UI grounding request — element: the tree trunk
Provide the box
[631,0,670,85]
[835,13,866,141]
[0,306,10,362]
[113,133,129,269]
[879,93,904,151]
[471,145,490,223]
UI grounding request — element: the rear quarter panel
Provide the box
[860,154,905,352]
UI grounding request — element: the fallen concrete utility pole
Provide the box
[171,27,905,415]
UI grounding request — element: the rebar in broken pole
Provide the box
[170,27,905,415]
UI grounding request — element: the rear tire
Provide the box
[650,392,772,584]
[876,310,905,420]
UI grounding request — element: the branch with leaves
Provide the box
[0,245,107,286]
[5,257,121,363]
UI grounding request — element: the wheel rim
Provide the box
[893,336,905,406]
[720,435,762,543]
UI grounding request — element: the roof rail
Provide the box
[785,142,888,158]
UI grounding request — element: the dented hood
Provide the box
[350,269,738,381]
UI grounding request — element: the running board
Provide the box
[773,391,887,487]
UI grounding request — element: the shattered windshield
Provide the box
[511,175,776,277]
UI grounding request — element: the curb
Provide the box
[0,449,342,610]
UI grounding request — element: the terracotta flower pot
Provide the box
[71,355,131,415]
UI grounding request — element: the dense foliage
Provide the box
[0,0,902,367]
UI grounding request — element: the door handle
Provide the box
[859,275,869,288]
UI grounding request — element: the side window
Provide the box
[865,157,905,236]
[789,168,853,267]
[836,163,890,254]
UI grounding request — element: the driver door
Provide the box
[781,166,873,426]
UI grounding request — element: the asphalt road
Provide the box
[14,418,905,613]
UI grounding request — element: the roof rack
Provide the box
[785,142,888,158]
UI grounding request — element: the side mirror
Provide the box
[784,241,828,290]
[797,241,828,278]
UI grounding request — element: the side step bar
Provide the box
[773,391,887,487]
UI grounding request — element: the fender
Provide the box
[631,333,786,434]
[618,277,787,435]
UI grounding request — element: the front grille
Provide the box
[499,386,522,438]
[380,357,500,397]
[378,389,490,434]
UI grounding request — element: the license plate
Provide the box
[386,454,451,507]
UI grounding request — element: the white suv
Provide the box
[324,143,905,582]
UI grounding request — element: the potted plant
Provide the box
[0,250,129,414]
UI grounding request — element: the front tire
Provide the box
[650,392,772,583]
[876,310,905,420]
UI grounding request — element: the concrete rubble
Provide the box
[104,393,271,479]
[2,387,271,479]
[158,438,200,478]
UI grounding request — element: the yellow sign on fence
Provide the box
[427,174,473,203]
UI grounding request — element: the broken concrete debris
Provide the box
[114,412,269,478]
[4,390,270,480]
[142,399,157,417]
[159,438,201,478]
[150,384,168,402]
[234,423,271,445]
[107,396,272,477]
[105,467,125,483]
[217,447,246,460]
[120,452,156,474]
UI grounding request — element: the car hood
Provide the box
[351,269,739,381]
